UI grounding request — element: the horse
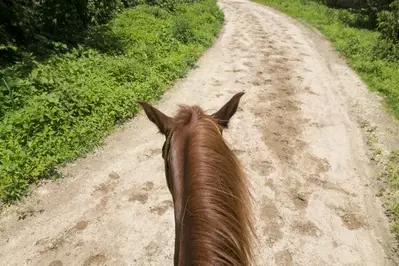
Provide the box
[139,92,254,266]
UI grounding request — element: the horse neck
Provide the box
[174,125,253,266]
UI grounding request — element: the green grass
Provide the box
[253,0,399,119]
[0,1,224,205]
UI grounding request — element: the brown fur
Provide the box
[168,105,254,266]
[138,92,254,265]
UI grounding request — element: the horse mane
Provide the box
[172,105,254,266]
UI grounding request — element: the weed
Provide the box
[387,151,399,190]
[367,133,379,146]
[372,148,384,162]
[361,120,371,128]
[385,151,399,234]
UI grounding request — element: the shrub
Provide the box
[378,0,399,42]
[172,17,196,43]
[0,0,130,67]
[378,2,399,38]
[370,0,399,60]
[361,0,393,24]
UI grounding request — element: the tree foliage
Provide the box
[315,0,399,58]
[375,1,399,60]
[0,0,149,67]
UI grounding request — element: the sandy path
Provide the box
[0,0,396,265]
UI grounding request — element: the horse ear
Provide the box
[138,101,174,135]
[213,92,244,128]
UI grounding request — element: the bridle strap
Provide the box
[203,117,222,136]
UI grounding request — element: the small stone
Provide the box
[74,220,88,230]
[48,260,63,266]
[109,171,120,179]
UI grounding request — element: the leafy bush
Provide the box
[311,0,398,42]
[172,16,197,43]
[378,1,399,42]
[375,0,399,60]
[360,0,393,25]
[0,0,126,67]
[0,0,224,205]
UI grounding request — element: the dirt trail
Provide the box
[1,0,397,265]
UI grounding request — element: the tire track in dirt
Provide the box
[0,0,395,265]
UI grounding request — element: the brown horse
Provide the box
[139,92,254,266]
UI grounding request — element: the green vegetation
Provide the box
[386,151,399,235]
[0,0,127,67]
[0,0,224,205]
[253,0,399,119]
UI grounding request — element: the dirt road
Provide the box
[1,0,397,265]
